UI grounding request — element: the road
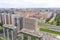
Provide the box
[39,26,60,32]
[0,33,3,37]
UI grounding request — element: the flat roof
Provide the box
[20,28,42,38]
[3,24,16,29]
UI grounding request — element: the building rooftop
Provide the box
[3,24,16,29]
[20,28,43,38]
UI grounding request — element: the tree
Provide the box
[0,23,3,34]
[55,14,60,26]
[0,23,3,27]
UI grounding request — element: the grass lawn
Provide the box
[0,38,2,40]
[40,28,60,35]
[38,22,51,26]
[38,22,57,26]
[38,23,50,26]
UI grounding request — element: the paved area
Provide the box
[39,26,60,32]
[0,33,3,37]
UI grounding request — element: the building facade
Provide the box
[12,14,23,32]
[0,13,24,32]
[3,24,17,40]
[23,17,38,31]
[0,13,12,24]
[20,17,43,40]
[20,29,43,40]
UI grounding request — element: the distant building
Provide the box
[38,12,48,23]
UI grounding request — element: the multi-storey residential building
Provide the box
[20,17,43,40]
[0,13,12,24]
[0,10,39,24]
[3,17,43,40]
[11,14,23,32]
[0,13,23,31]
[0,13,5,23]
[20,29,43,40]
[23,17,38,31]
[3,24,17,40]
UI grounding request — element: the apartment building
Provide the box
[11,14,23,32]
[23,17,38,31]
[0,13,12,24]
[0,13,24,32]
[0,13,5,23]
[20,17,43,40]
[3,24,17,40]
[2,13,24,40]
[3,17,43,40]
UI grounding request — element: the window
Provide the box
[14,18,17,26]
[2,15,5,24]
[1,14,3,23]
[19,17,23,30]
[10,15,12,24]
[9,29,12,40]
[6,15,9,24]
[5,28,7,37]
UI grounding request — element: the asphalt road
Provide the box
[39,26,60,32]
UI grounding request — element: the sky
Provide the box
[0,0,60,8]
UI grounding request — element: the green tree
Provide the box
[52,21,57,26]
[0,23,3,27]
[56,14,60,26]
[0,23,3,34]
[1,37,8,40]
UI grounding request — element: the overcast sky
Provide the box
[0,0,60,8]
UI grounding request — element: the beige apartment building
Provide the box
[0,13,12,24]
[20,17,43,40]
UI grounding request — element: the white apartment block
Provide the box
[0,13,24,32]
[11,14,23,32]
[3,24,17,40]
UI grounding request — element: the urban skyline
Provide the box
[0,8,60,40]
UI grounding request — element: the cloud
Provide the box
[0,0,60,8]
